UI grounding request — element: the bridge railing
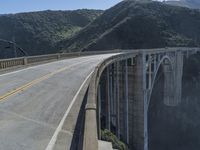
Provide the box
[1,47,199,71]
[0,57,25,70]
[0,50,122,71]
[26,53,59,64]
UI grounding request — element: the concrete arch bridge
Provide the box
[0,47,199,150]
[83,47,199,150]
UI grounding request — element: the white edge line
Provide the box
[45,70,94,150]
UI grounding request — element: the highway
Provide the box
[0,54,116,150]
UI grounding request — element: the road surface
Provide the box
[0,54,116,150]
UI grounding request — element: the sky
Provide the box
[0,0,123,14]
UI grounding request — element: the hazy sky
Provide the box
[0,0,122,14]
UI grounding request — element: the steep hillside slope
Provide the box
[60,0,200,52]
[165,0,200,9]
[0,9,102,58]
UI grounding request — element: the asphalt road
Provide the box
[0,54,116,150]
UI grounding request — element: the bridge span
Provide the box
[0,48,199,150]
[0,54,118,150]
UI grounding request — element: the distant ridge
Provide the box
[60,0,200,52]
[0,9,103,58]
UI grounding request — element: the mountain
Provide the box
[165,0,200,9]
[0,9,103,58]
[60,0,200,52]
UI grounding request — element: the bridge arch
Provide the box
[147,55,175,108]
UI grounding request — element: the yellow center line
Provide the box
[0,60,90,102]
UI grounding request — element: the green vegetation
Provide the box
[101,129,128,150]
[0,9,103,58]
[1,0,200,58]
[55,26,82,39]
[60,0,200,52]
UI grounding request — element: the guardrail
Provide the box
[0,57,25,70]
[82,47,200,150]
[0,50,122,71]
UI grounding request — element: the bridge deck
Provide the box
[0,54,116,150]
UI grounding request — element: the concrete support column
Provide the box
[186,50,189,59]
[110,64,115,132]
[115,62,120,138]
[128,60,135,148]
[98,84,102,139]
[106,67,111,131]
[153,55,157,74]
[158,54,161,62]
[124,59,129,144]
[119,61,125,141]
[114,65,117,131]
[174,51,183,105]
[163,60,174,106]
[107,64,114,132]
[148,55,152,90]
[130,53,148,150]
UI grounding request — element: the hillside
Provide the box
[165,0,200,9]
[0,9,103,58]
[60,0,200,52]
